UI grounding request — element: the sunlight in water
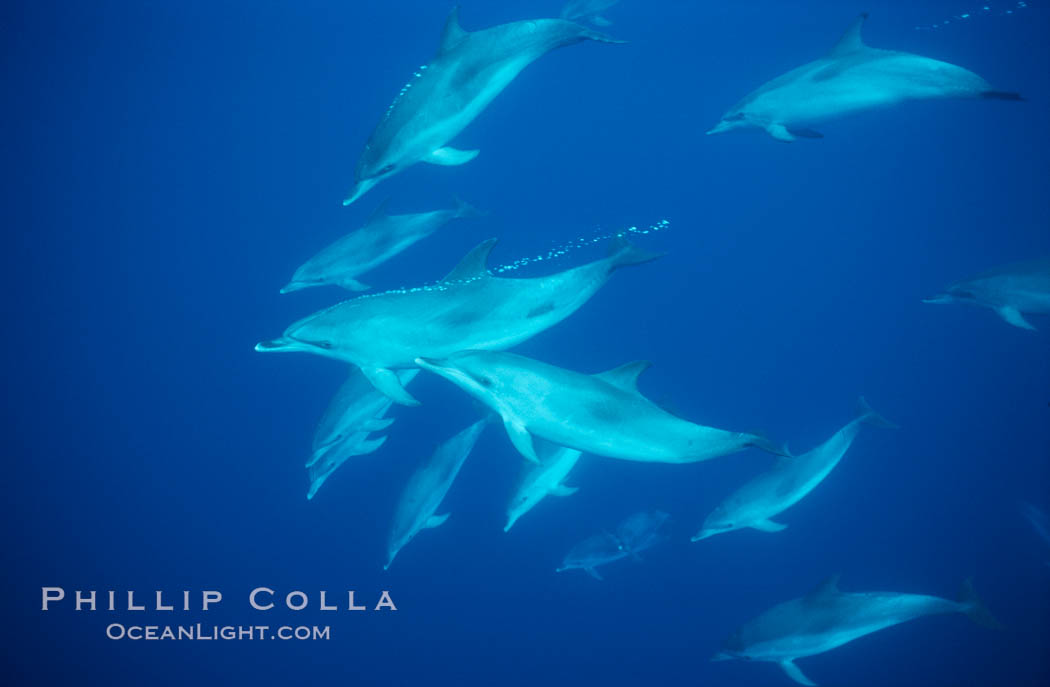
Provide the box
[914,2,1030,30]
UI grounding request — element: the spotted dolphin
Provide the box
[693,398,895,542]
[555,530,627,580]
[504,442,582,532]
[707,13,1021,142]
[384,418,488,570]
[343,7,623,205]
[282,198,483,294]
[923,257,1050,330]
[256,236,660,406]
[414,350,788,464]
[714,576,1000,686]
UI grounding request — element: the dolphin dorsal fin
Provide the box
[443,238,497,282]
[806,574,841,601]
[365,197,391,225]
[829,13,869,57]
[594,360,652,393]
[438,6,468,55]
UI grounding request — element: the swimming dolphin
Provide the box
[256,236,660,406]
[343,7,623,205]
[714,576,1000,686]
[556,530,627,580]
[693,398,894,541]
[305,368,419,500]
[923,257,1050,330]
[561,0,620,27]
[615,510,672,558]
[414,350,788,464]
[504,442,582,532]
[282,198,483,294]
[384,418,488,570]
[707,13,1021,142]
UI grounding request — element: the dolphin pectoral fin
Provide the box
[362,367,421,406]
[361,417,396,433]
[425,513,450,529]
[779,659,817,686]
[550,484,579,497]
[766,123,796,142]
[787,127,824,139]
[424,147,480,166]
[504,418,540,463]
[996,306,1036,330]
[337,277,371,292]
[584,567,604,581]
[751,519,788,533]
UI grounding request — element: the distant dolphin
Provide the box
[714,576,1000,686]
[343,7,623,205]
[707,13,1021,142]
[693,398,895,541]
[561,0,620,27]
[384,418,488,570]
[256,236,660,406]
[556,530,627,580]
[504,442,582,532]
[282,198,483,294]
[414,350,789,464]
[924,257,1050,330]
[306,368,419,500]
[615,509,672,558]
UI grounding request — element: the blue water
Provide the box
[6,1,1049,685]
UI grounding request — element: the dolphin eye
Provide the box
[317,341,334,350]
[476,376,494,388]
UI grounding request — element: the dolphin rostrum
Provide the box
[714,576,1000,686]
[306,367,419,500]
[414,350,789,464]
[256,236,661,406]
[384,418,488,570]
[282,198,483,294]
[504,442,582,532]
[344,7,623,205]
[707,13,1021,142]
[693,398,895,541]
[923,257,1050,330]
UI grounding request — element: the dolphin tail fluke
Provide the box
[855,397,899,429]
[779,659,817,686]
[453,197,487,220]
[958,579,1004,630]
[607,236,664,274]
[981,91,1024,101]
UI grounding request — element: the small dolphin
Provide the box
[384,418,488,570]
[615,509,672,559]
[282,198,483,294]
[504,442,582,532]
[305,368,419,500]
[556,530,627,580]
[343,7,622,205]
[714,576,1000,686]
[924,257,1050,330]
[256,236,660,406]
[1020,501,1050,566]
[693,398,895,542]
[707,13,1021,142]
[415,350,789,464]
[561,0,620,27]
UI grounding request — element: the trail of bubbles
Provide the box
[363,219,671,298]
[914,2,1030,30]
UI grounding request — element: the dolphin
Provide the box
[714,576,1000,686]
[414,350,789,464]
[305,368,419,500]
[555,530,627,580]
[693,398,895,541]
[343,7,623,205]
[923,257,1050,331]
[561,0,620,27]
[706,13,1021,142]
[504,442,582,532]
[615,509,672,559]
[384,418,488,570]
[256,236,661,406]
[282,198,483,294]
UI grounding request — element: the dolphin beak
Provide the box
[279,281,309,294]
[414,356,446,372]
[710,652,734,662]
[706,121,730,135]
[342,177,378,206]
[922,294,952,304]
[255,337,312,353]
[691,530,714,542]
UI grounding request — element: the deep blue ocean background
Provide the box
[5,1,1049,685]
